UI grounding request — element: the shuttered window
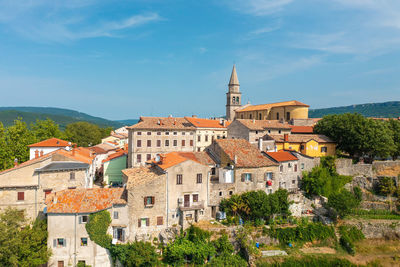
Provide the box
[157,216,163,225]
[196,173,202,184]
[176,174,183,185]
[144,196,155,206]
[70,172,75,180]
[17,192,24,201]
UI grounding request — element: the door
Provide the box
[194,210,198,222]
[211,206,216,218]
[184,194,190,207]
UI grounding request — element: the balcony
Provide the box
[179,200,205,211]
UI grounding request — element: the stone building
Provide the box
[0,148,94,220]
[46,188,127,267]
[127,116,229,167]
[227,119,291,143]
[28,138,73,160]
[206,139,279,217]
[122,151,214,241]
[226,65,242,121]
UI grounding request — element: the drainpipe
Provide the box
[35,172,40,217]
[166,171,169,227]
[206,171,210,208]
[74,213,77,267]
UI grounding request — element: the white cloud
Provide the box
[227,0,293,16]
[0,0,161,42]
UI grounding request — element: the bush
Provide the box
[256,255,356,267]
[339,235,355,255]
[338,225,364,255]
[207,253,248,267]
[327,189,361,218]
[85,210,112,248]
[109,241,160,267]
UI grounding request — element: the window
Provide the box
[301,163,305,170]
[294,164,298,172]
[80,215,88,224]
[81,238,88,246]
[173,140,177,146]
[278,130,281,134]
[300,144,305,150]
[147,140,151,147]
[321,146,328,153]
[137,154,142,163]
[268,130,271,133]
[70,172,75,180]
[288,163,292,168]
[286,112,290,120]
[197,135,201,142]
[249,114,252,119]
[276,113,279,120]
[114,211,119,219]
[182,140,185,147]
[147,132,151,135]
[292,180,296,184]
[17,192,24,201]
[58,261,64,267]
[241,114,244,119]
[205,135,208,142]
[137,140,142,147]
[157,132,161,135]
[137,132,142,135]
[190,140,193,146]
[176,174,183,185]
[229,191,233,195]
[182,132,185,135]
[192,194,198,203]
[54,238,66,248]
[165,132,170,135]
[144,196,155,206]
[259,113,262,120]
[114,228,125,241]
[138,218,149,228]
[219,191,222,196]
[165,140,169,146]
[211,167,216,175]
[196,173,202,184]
[280,165,283,172]
[157,140,161,147]
[242,173,252,182]
[157,216,163,225]
[68,187,76,189]
[44,189,52,196]
[146,154,151,161]
[173,132,177,135]
[265,172,273,181]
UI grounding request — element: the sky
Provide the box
[0,0,400,120]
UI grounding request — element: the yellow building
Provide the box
[269,133,336,157]
[235,100,309,121]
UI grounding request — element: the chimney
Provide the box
[223,120,226,127]
[258,138,263,151]
[40,150,44,157]
[173,119,176,125]
[159,154,165,164]
[54,193,57,204]
[252,119,255,124]
[72,145,76,156]
[14,158,18,167]
[284,133,289,142]
[35,150,39,159]
[157,119,161,125]
[234,155,237,165]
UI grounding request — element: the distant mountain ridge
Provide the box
[309,101,400,118]
[0,107,125,129]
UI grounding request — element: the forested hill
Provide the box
[309,101,400,118]
[0,107,124,129]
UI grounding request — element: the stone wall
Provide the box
[373,160,400,177]
[335,158,400,178]
[345,219,400,239]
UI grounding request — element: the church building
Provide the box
[225,66,310,122]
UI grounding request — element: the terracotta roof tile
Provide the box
[290,125,314,134]
[269,134,334,143]
[235,119,291,130]
[0,151,56,175]
[154,151,214,170]
[236,100,309,112]
[184,117,230,129]
[102,150,127,163]
[265,151,298,162]
[215,139,278,168]
[123,166,164,188]
[28,138,73,148]
[127,117,196,130]
[46,188,126,214]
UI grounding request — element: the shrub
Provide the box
[340,235,355,255]
[85,210,112,248]
[327,189,361,218]
[256,255,356,267]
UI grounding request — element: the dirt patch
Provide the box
[300,247,336,254]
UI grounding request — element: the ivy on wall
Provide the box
[85,210,112,249]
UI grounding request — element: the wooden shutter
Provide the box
[64,239,67,247]
[157,216,163,225]
[122,229,125,242]
[241,174,245,182]
[17,192,24,201]
[151,196,155,205]
[138,219,141,228]
[53,239,57,248]
[144,197,147,206]
[78,216,82,224]
[146,218,150,226]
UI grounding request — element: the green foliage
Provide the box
[327,189,361,218]
[206,253,248,267]
[353,186,363,202]
[220,189,290,223]
[387,119,400,159]
[109,241,160,267]
[77,262,92,267]
[268,222,336,246]
[339,235,355,255]
[212,234,234,255]
[31,118,64,141]
[0,208,50,267]
[301,158,352,198]
[256,255,357,267]
[65,121,111,147]
[314,113,395,160]
[376,177,396,197]
[345,209,400,220]
[85,210,112,248]
[338,226,365,243]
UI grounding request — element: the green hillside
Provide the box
[0,107,124,129]
[309,101,400,118]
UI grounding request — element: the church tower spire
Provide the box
[226,65,242,120]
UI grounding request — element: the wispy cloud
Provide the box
[0,0,161,42]
[227,0,293,16]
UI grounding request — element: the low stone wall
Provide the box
[345,219,400,239]
[373,161,400,178]
[335,158,373,177]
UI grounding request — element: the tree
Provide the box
[110,241,160,267]
[377,177,397,211]
[0,208,50,266]
[327,189,361,218]
[65,122,106,147]
[31,118,64,141]
[387,119,400,160]
[0,122,11,170]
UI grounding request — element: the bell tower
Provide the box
[226,65,242,120]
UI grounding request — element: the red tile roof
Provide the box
[184,117,230,129]
[46,188,126,214]
[235,119,291,130]
[127,117,196,130]
[236,100,309,112]
[0,151,55,175]
[154,151,214,170]
[28,138,73,148]
[266,151,298,162]
[215,139,278,168]
[123,166,165,188]
[290,126,314,134]
[102,150,127,163]
[269,134,334,143]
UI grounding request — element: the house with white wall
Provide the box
[28,138,73,160]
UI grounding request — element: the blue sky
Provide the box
[1,0,400,120]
